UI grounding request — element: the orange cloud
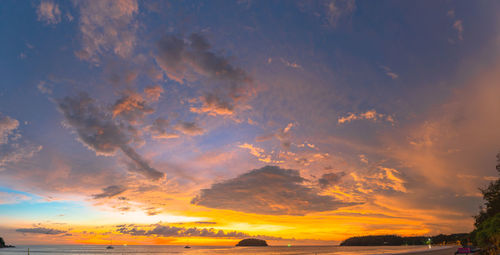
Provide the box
[338,109,395,124]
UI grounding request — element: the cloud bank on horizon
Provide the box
[1,0,500,245]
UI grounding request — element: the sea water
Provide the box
[0,245,453,255]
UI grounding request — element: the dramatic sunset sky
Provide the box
[1,0,500,246]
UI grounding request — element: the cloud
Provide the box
[447,10,463,42]
[318,172,346,189]
[0,113,42,169]
[16,227,66,235]
[37,81,53,95]
[447,9,455,18]
[453,20,464,41]
[0,191,30,204]
[116,223,282,239]
[112,91,155,124]
[148,118,179,139]
[280,58,302,69]
[380,66,399,79]
[156,33,250,84]
[194,221,217,225]
[174,122,204,136]
[337,109,394,124]
[156,33,252,116]
[74,0,139,63]
[57,93,164,180]
[192,165,355,215]
[382,63,500,198]
[325,0,356,27]
[143,85,164,102]
[350,167,407,194]
[299,0,356,28]
[190,93,234,116]
[36,1,61,25]
[238,143,281,164]
[92,185,127,199]
[0,114,19,144]
[255,123,295,149]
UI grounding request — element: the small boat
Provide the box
[184,245,191,249]
[106,239,114,249]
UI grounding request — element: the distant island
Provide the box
[0,237,15,248]
[340,233,469,246]
[236,238,268,246]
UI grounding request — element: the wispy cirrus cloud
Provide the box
[298,0,356,28]
[0,113,42,170]
[36,1,61,25]
[453,20,464,41]
[380,66,399,79]
[74,0,139,63]
[324,0,356,27]
[0,114,19,144]
[0,191,30,205]
[447,9,464,42]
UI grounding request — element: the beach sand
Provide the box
[397,246,457,255]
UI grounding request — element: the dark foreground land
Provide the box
[341,234,469,246]
[0,237,15,248]
[236,238,268,246]
[400,246,457,255]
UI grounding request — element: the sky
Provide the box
[1,0,500,246]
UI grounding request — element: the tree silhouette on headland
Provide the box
[471,154,500,254]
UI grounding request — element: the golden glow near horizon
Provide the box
[1,0,499,246]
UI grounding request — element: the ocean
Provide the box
[0,245,451,255]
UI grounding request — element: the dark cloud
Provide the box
[57,93,165,180]
[156,33,249,84]
[121,145,164,180]
[156,33,251,116]
[16,227,66,235]
[116,224,282,239]
[148,118,179,139]
[92,185,127,199]
[192,165,355,215]
[174,121,204,136]
[318,172,346,189]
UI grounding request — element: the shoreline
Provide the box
[392,246,457,255]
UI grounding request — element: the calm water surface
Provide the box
[0,245,454,255]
